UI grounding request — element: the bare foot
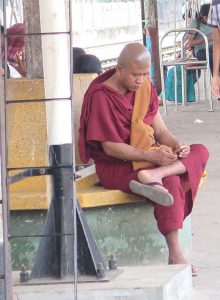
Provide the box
[169,254,198,276]
[138,169,168,192]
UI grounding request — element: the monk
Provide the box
[79,42,209,276]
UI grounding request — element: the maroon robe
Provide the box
[79,68,209,236]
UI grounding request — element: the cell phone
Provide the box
[174,146,186,155]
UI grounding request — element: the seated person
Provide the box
[187,3,214,74]
[73,47,86,72]
[79,42,209,276]
[74,53,102,74]
[1,23,26,77]
[159,58,196,104]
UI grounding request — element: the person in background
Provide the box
[1,25,11,77]
[72,47,102,74]
[159,56,196,104]
[187,4,214,74]
[1,23,26,77]
[74,53,102,74]
[207,0,220,97]
[158,4,197,105]
[159,47,196,105]
[73,47,86,72]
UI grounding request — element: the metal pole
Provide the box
[143,0,161,94]
[1,1,13,298]
[68,0,78,298]
[159,36,167,115]
[173,0,178,110]
[196,69,200,102]
[140,0,146,46]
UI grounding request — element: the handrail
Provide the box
[159,27,213,114]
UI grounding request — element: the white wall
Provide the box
[72,0,142,61]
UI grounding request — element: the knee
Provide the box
[191,144,209,162]
[163,174,181,189]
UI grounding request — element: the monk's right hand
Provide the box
[148,145,178,166]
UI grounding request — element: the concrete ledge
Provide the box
[13,265,192,300]
[8,206,192,269]
[84,203,192,265]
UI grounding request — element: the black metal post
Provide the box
[31,144,106,280]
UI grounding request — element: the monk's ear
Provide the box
[115,64,122,74]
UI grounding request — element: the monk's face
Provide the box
[117,59,150,92]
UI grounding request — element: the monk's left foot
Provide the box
[169,256,198,277]
[129,180,173,206]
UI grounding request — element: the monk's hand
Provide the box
[148,145,178,166]
[174,144,190,158]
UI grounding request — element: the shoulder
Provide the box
[198,23,212,37]
[187,20,197,34]
[88,86,108,104]
[86,85,115,110]
[188,19,197,28]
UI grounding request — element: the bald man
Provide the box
[79,43,209,275]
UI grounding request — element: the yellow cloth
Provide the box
[130,78,160,171]
[130,79,207,188]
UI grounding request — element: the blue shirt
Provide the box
[188,19,213,54]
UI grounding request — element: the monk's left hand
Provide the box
[177,145,190,158]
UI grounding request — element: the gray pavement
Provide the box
[161,100,220,299]
[13,265,192,300]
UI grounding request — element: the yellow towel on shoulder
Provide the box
[130,78,160,171]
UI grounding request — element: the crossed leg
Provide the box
[137,160,187,191]
[129,160,187,206]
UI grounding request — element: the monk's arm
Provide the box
[102,142,150,161]
[102,140,178,165]
[152,111,181,151]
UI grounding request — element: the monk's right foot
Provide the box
[137,170,166,191]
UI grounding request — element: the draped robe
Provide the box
[79,68,209,236]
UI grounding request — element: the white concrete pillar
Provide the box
[39,0,72,145]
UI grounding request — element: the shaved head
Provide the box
[117,42,150,68]
[109,42,151,94]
